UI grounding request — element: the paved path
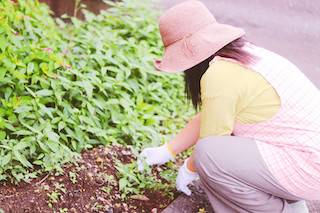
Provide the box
[159,0,320,87]
[163,180,320,212]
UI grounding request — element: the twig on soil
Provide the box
[36,173,51,185]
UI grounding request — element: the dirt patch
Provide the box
[0,145,182,213]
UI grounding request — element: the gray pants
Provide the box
[193,136,302,213]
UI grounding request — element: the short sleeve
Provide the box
[200,60,244,137]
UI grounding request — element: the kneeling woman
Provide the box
[137,1,320,212]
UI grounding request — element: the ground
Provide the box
[0,145,183,213]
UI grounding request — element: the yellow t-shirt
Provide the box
[200,60,281,138]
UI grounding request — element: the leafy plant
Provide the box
[115,149,178,199]
[101,173,116,194]
[0,0,195,184]
[45,183,66,208]
[69,171,77,183]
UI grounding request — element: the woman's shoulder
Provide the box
[203,59,258,83]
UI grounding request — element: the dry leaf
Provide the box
[130,194,150,201]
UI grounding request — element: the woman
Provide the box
[137,1,320,212]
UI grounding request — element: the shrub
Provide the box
[0,0,194,183]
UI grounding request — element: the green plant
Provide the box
[45,183,66,208]
[46,190,61,208]
[54,183,66,193]
[198,208,206,213]
[115,149,177,200]
[101,173,116,194]
[69,171,77,183]
[92,201,107,212]
[0,0,195,184]
[59,208,68,213]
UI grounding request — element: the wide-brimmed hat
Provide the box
[154,0,245,73]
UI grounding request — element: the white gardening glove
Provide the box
[137,143,175,172]
[176,157,198,196]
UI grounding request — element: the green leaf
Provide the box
[51,117,62,124]
[13,71,27,80]
[0,67,6,79]
[61,13,69,19]
[35,89,53,97]
[37,141,49,153]
[0,108,5,117]
[46,141,60,153]
[14,142,29,151]
[27,62,34,74]
[47,132,60,142]
[13,150,33,168]
[25,86,36,98]
[74,81,93,100]
[119,178,128,191]
[1,153,11,166]
[87,103,95,115]
[0,131,6,139]
[0,34,6,53]
[33,160,43,165]
[15,130,33,135]
[14,105,33,113]
[5,123,16,132]
[20,122,41,134]
[58,121,66,131]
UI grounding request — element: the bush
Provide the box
[0,0,194,183]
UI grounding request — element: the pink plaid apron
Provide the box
[217,43,320,199]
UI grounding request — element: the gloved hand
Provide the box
[137,143,175,172]
[176,158,198,196]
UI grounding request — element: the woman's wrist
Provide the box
[166,143,177,156]
[186,153,197,173]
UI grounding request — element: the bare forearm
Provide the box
[186,151,196,172]
[167,113,201,155]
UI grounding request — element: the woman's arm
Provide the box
[167,113,200,173]
[137,113,201,172]
[167,112,201,155]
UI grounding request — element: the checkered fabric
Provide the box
[230,43,320,200]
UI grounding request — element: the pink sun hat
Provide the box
[154,0,245,73]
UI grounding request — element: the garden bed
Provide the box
[0,145,182,212]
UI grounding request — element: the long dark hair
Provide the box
[184,37,256,110]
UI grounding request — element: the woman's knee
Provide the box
[194,136,221,170]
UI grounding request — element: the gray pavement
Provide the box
[159,0,320,87]
[163,180,320,212]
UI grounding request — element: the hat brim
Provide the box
[154,23,245,73]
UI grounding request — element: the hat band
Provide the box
[164,21,215,47]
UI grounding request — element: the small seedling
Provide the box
[46,190,61,208]
[59,208,68,213]
[54,183,66,194]
[101,186,111,194]
[69,171,77,183]
[198,208,206,213]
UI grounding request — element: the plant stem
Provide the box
[73,0,81,18]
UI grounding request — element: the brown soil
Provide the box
[0,145,182,213]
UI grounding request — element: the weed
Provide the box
[59,208,68,213]
[115,150,177,200]
[69,171,77,184]
[46,190,61,208]
[54,183,66,194]
[101,186,111,194]
[92,202,108,212]
[0,0,194,186]
[198,207,206,213]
